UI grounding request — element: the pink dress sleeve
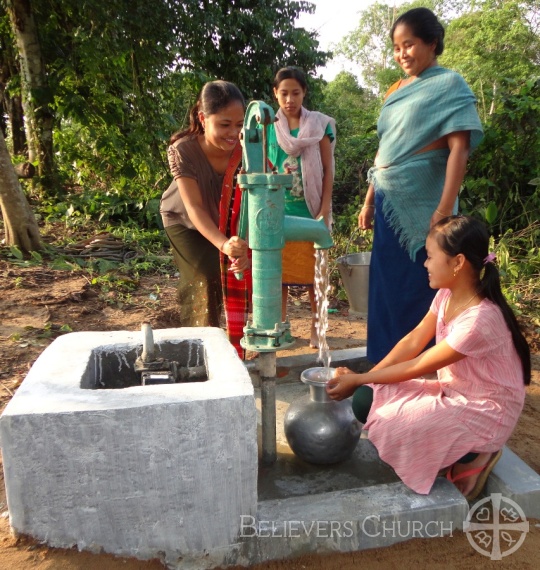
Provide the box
[445,301,508,357]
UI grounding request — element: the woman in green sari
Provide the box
[359,7,483,364]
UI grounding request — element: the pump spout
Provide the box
[283,215,333,249]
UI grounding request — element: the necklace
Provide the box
[445,291,479,323]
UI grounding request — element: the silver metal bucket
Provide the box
[336,251,371,317]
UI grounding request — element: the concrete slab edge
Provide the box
[485,446,540,519]
[209,479,469,568]
[165,444,540,568]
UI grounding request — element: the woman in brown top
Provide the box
[160,81,249,341]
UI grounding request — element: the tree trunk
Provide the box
[0,128,42,252]
[0,13,27,156]
[8,95,27,155]
[6,0,54,185]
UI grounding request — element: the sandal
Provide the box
[446,450,502,501]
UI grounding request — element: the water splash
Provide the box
[314,249,332,381]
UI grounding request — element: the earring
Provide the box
[453,268,459,277]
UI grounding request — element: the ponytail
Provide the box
[431,216,531,385]
[479,262,531,385]
[170,104,204,144]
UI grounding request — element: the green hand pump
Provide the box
[237,101,333,464]
[237,101,333,353]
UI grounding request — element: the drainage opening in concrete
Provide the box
[81,339,208,389]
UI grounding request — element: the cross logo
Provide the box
[464,493,529,560]
[255,205,282,235]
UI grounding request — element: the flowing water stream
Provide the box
[314,249,332,381]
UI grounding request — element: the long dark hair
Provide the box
[273,66,308,91]
[170,80,245,145]
[390,7,445,56]
[430,215,531,385]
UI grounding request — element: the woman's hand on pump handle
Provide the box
[222,236,249,273]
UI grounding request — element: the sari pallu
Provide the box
[219,143,252,359]
[369,65,483,260]
[370,149,451,260]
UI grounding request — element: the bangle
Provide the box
[219,238,228,253]
[435,208,451,217]
[361,204,375,209]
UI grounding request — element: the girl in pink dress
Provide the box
[327,215,531,499]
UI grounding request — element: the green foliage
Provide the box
[88,272,139,307]
[38,186,163,230]
[494,222,540,325]
[320,72,379,214]
[334,0,540,99]
[462,79,540,234]
[36,322,73,339]
[171,0,328,100]
[2,0,539,329]
[441,0,540,116]
[332,0,453,94]
[8,322,73,345]
[334,1,402,93]
[328,210,374,303]
[327,2,539,239]
[0,218,176,316]
[3,0,327,208]
[3,244,50,266]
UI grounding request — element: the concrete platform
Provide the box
[2,337,538,569]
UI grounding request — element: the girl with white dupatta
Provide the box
[266,66,336,348]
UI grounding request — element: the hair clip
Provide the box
[483,252,496,265]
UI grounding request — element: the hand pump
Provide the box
[238,101,333,464]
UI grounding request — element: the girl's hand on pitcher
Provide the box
[326,367,361,401]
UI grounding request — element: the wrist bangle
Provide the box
[435,208,451,217]
[219,238,228,253]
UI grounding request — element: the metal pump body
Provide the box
[238,101,333,353]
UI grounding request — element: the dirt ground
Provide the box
[0,256,539,569]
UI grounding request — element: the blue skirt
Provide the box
[367,193,435,363]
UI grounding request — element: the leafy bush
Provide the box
[462,79,540,234]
